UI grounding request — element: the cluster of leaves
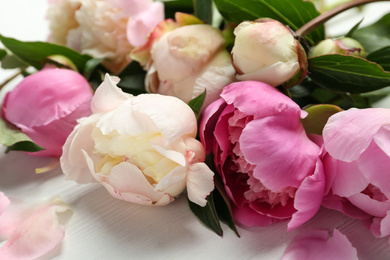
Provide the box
[1,0,390,236]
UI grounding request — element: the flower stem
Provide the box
[0,69,25,91]
[296,0,389,37]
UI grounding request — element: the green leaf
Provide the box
[0,35,91,73]
[188,90,206,117]
[0,49,6,61]
[352,13,390,53]
[116,61,147,95]
[213,0,324,45]
[164,0,194,19]
[188,193,223,237]
[213,174,240,237]
[367,46,390,71]
[345,18,363,38]
[83,58,104,80]
[1,54,29,69]
[193,0,213,24]
[308,54,390,94]
[0,118,45,153]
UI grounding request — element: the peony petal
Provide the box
[357,140,390,199]
[281,229,358,260]
[0,192,10,215]
[126,2,164,46]
[154,166,187,197]
[186,162,214,206]
[322,193,371,220]
[105,162,166,204]
[323,108,390,162]
[348,193,390,218]
[2,68,93,128]
[152,145,186,166]
[236,61,300,87]
[0,197,73,260]
[240,116,320,191]
[23,99,92,157]
[288,159,325,231]
[374,124,390,158]
[91,74,131,114]
[131,94,198,142]
[191,50,235,110]
[330,160,367,197]
[220,81,301,119]
[199,98,227,154]
[60,114,101,184]
[233,204,280,227]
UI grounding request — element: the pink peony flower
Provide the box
[60,74,214,206]
[47,0,164,74]
[281,229,358,260]
[1,68,93,157]
[322,108,390,242]
[0,192,73,260]
[200,81,325,230]
[131,13,235,110]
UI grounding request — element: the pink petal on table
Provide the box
[281,229,358,260]
[0,197,73,260]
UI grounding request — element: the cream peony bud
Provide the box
[231,19,308,87]
[309,37,366,58]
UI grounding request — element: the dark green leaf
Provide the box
[0,35,91,73]
[345,18,364,38]
[367,46,390,71]
[213,0,324,45]
[193,0,213,24]
[1,54,28,69]
[83,58,104,80]
[188,90,206,116]
[308,54,390,94]
[6,141,45,153]
[188,193,223,237]
[0,118,45,153]
[164,0,194,19]
[117,61,146,95]
[0,49,6,61]
[213,174,240,237]
[352,13,390,53]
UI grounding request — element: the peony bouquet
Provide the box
[1,0,390,259]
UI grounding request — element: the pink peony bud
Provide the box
[231,19,308,87]
[309,37,366,57]
[1,68,93,157]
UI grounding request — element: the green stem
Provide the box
[296,0,389,37]
[0,68,26,91]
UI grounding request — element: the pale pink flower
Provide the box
[200,81,325,230]
[61,74,214,206]
[0,193,73,260]
[1,68,93,157]
[322,108,390,242]
[47,0,164,74]
[231,19,308,87]
[281,229,358,260]
[131,14,235,110]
